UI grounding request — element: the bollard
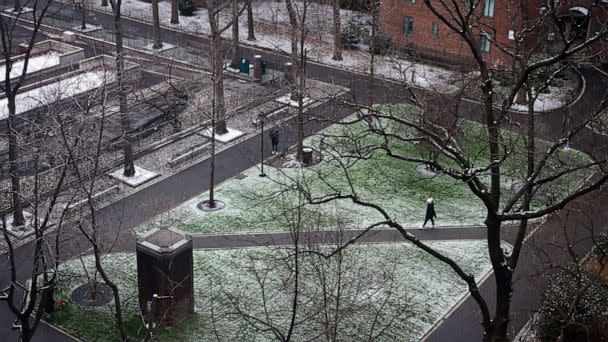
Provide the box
[253,55,262,83]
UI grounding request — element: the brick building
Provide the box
[380,0,608,68]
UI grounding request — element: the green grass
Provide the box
[139,103,592,235]
[51,240,493,342]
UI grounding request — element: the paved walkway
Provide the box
[1,2,608,341]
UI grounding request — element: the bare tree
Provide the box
[55,74,131,341]
[230,0,240,67]
[284,0,309,161]
[171,0,179,24]
[205,0,235,136]
[79,0,88,30]
[1,156,70,342]
[108,0,135,177]
[152,0,162,49]
[279,1,608,341]
[1,2,52,230]
[217,190,406,340]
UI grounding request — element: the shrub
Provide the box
[341,22,365,49]
[538,268,608,342]
[368,32,393,55]
[178,0,196,16]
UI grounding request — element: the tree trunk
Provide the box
[284,0,305,161]
[6,98,25,227]
[171,0,179,24]
[246,0,255,40]
[212,36,227,134]
[205,0,229,206]
[152,0,162,49]
[81,2,87,30]
[207,0,228,135]
[113,1,135,177]
[231,0,240,67]
[13,0,21,12]
[332,0,342,61]
[102,0,107,6]
[208,117,216,207]
[485,215,512,342]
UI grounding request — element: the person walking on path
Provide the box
[422,198,437,228]
[270,129,280,154]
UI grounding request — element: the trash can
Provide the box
[240,58,250,75]
[302,147,313,165]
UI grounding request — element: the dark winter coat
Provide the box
[425,203,436,220]
[270,130,279,144]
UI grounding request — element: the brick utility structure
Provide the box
[136,227,194,327]
[380,0,608,68]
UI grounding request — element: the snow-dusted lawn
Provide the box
[0,70,114,119]
[139,103,591,235]
[141,106,489,234]
[0,51,60,82]
[51,240,493,341]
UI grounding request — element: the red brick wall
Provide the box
[379,0,608,68]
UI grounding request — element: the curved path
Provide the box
[1,2,608,341]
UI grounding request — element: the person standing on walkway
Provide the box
[270,129,279,154]
[422,198,436,228]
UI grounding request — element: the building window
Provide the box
[483,0,495,17]
[405,0,415,3]
[480,33,491,53]
[403,16,414,37]
[432,22,439,38]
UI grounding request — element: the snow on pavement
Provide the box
[0,51,61,82]
[0,70,114,119]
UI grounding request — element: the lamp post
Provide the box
[259,113,267,177]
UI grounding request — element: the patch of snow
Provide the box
[510,86,568,112]
[108,165,159,187]
[3,7,34,14]
[275,94,314,107]
[0,69,114,119]
[0,51,61,82]
[201,127,245,143]
[3,211,36,238]
[143,42,176,52]
[71,24,103,33]
[281,152,303,168]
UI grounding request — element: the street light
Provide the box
[258,112,267,177]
